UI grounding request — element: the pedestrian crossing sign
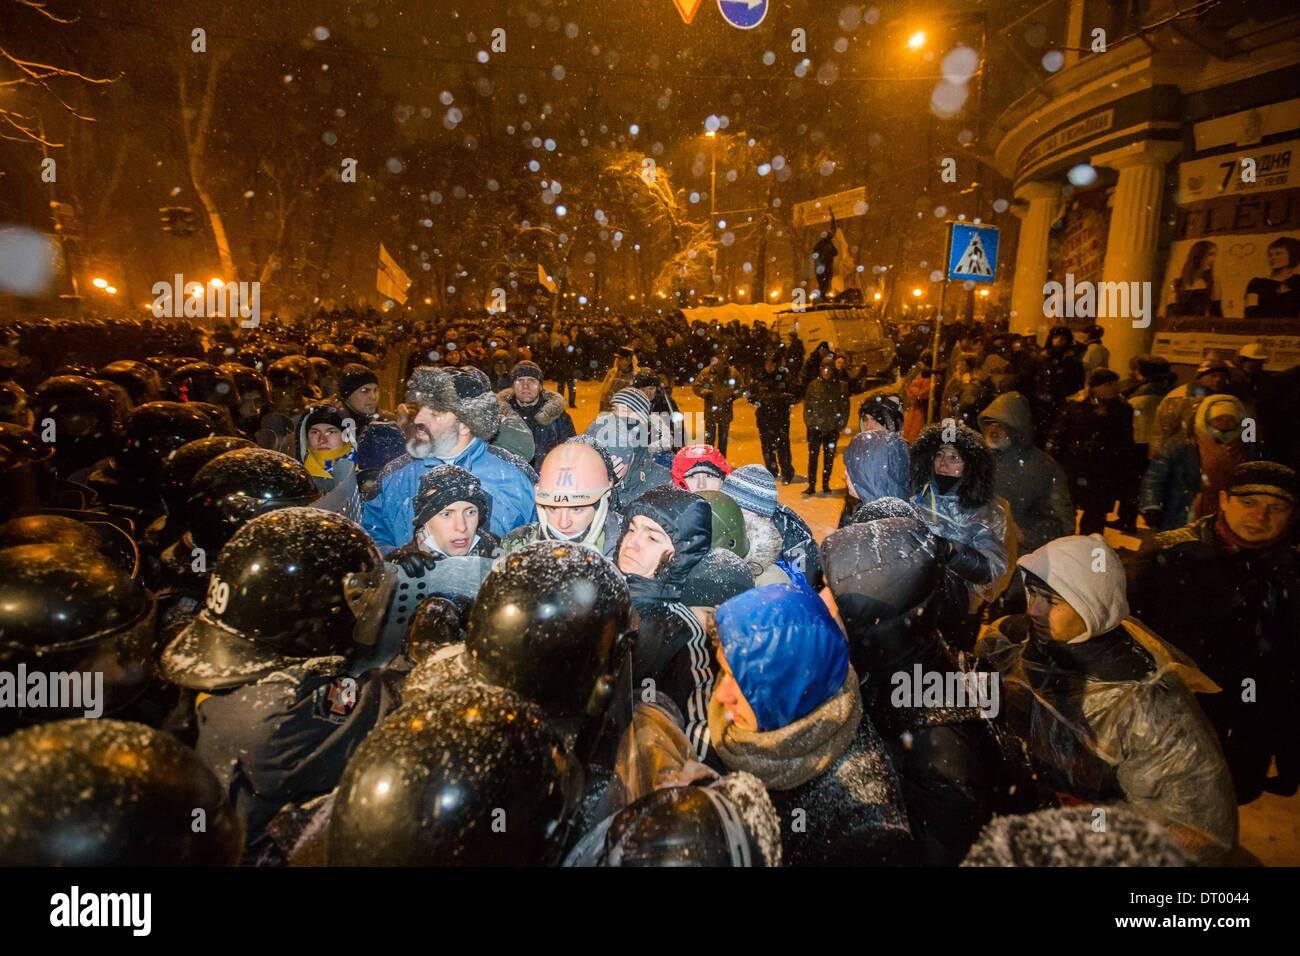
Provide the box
[946,222,1000,283]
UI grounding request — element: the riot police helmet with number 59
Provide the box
[161,507,390,692]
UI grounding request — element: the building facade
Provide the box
[992,0,1300,373]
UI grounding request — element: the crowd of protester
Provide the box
[0,303,1296,868]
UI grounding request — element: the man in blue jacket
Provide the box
[363,366,536,552]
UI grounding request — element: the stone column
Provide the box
[1092,139,1182,374]
[1009,181,1061,338]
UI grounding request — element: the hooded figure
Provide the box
[1140,392,1259,530]
[584,411,672,509]
[297,406,358,493]
[822,517,1027,865]
[838,430,910,529]
[909,421,1014,615]
[619,487,717,762]
[619,486,712,614]
[978,392,1073,551]
[361,367,537,551]
[710,585,915,866]
[976,536,1237,864]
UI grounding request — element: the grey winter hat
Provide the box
[721,465,778,518]
[405,366,502,441]
[681,548,754,607]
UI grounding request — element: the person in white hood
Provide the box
[975,535,1238,865]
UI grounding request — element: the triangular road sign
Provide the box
[673,0,704,24]
[954,232,993,277]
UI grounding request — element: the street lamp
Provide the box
[705,128,719,288]
[912,287,924,298]
[907,30,927,50]
[91,277,108,289]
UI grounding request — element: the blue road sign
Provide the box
[717,0,768,30]
[946,222,1000,283]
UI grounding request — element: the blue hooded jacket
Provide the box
[843,430,910,504]
[715,585,848,732]
[362,437,536,552]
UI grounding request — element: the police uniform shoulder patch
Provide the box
[312,676,360,724]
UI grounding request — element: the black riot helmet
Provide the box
[169,361,239,410]
[161,507,391,692]
[117,401,216,489]
[467,542,631,720]
[0,543,156,722]
[158,435,255,523]
[0,513,138,578]
[183,401,237,436]
[98,360,162,406]
[31,375,130,475]
[0,719,243,865]
[266,355,310,407]
[326,684,581,866]
[185,447,320,554]
[219,363,270,408]
[595,773,781,867]
[0,380,30,427]
[142,354,191,378]
[405,593,473,664]
[0,422,55,518]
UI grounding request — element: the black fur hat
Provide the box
[909,420,995,509]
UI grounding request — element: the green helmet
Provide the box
[697,490,749,558]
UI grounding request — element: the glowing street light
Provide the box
[979,288,990,297]
[91,277,108,289]
[873,291,883,301]
[769,289,780,299]
[104,286,117,295]
[209,277,224,288]
[907,30,927,51]
[912,287,925,298]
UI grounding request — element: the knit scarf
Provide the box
[305,444,355,479]
[708,669,863,791]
